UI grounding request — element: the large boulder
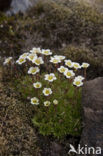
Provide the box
[80,77,103,155]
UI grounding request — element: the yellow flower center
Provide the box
[74,64,79,68]
[75,81,81,85]
[60,68,65,72]
[31,68,36,73]
[36,84,40,88]
[45,90,50,94]
[46,103,49,106]
[32,99,38,103]
[48,75,53,80]
[67,72,72,77]
[19,58,24,63]
[67,62,71,66]
[53,59,58,63]
[35,59,41,65]
[44,51,49,54]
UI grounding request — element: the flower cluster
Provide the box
[3,47,90,107]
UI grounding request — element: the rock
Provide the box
[0,0,11,11]
[80,77,103,155]
[50,142,63,156]
[6,0,38,15]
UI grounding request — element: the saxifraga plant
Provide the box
[3,47,90,138]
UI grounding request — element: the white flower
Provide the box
[16,58,26,65]
[64,69,75,78]
[32,56,44,65]
[53,99,58,105]
[33,82,42,88]
[44,101,51,107]
[30,47,41,54]
[42,49,52,56]
[31,97,39,105]
[81,62,90,68]
[50,57,61,64]
[27,54,37,61]
[44,73,57,82]
[57,66,68,73]
[74,76,85,81]
[73,79,83,87]
[65,59,73,68]
[43,88,52,96]
[20,53,29,59]
[28,67,40,75]
[54,55,65,60]
[3,57,12,65]
[73,62,81,69]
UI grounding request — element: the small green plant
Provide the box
[3,48,90,138]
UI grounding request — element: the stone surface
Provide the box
[80,77,103,155]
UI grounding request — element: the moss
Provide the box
[1,0,103,53]
[0,12,7,24]
[0,67,40,156]
[0,13,23,57]
[25,0,103,53]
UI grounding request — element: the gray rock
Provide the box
[50,142,63,156]
[6,0,38,15]
[80,77,103,155]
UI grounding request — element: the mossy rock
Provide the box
[1,0,103,54]
[27,0,103,48]
[0,0,103,78]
